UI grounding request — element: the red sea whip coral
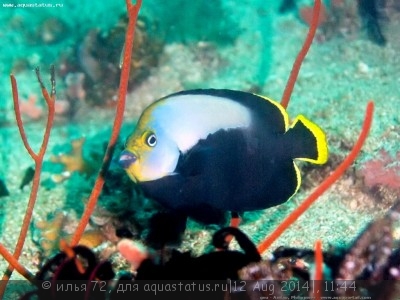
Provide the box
[0,0,143,297]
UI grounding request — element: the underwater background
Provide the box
[0,0,399,298]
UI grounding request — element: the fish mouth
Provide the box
[119,150,137,169]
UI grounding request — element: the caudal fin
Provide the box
[284,115,328,164]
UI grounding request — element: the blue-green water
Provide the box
[0,0,399,298]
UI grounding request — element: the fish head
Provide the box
[119,110,180,182]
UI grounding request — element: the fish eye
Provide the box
[146,133,157,147]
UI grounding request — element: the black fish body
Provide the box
[120,89,328,224]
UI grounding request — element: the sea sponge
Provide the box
[360,150,400,190]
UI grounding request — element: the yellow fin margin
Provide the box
[291,115,328,164]
[293,162,302,198]
[256,94,289,131]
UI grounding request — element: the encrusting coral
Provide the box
[298,0,392,45]
[49,137,93,183]
[60,13,163,108]
[360,150,400,191]
[32,211,105,258]
[18,94,43,120]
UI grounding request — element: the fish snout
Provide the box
[119,150,137,169]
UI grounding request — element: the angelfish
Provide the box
[119,89,328,224]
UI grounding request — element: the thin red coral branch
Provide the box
[300,3,328,27]
[257,101,374,254]
[0,67,55,296]
[314,240,323,280]
[59,240,85,274]
[0,244,34,282]
[313,239,323,300]
[70,0,143,246]
[10,75,36,159]
[281,0,321,109]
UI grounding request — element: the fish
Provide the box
[119,89,328,224]
[19,166,35,190]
